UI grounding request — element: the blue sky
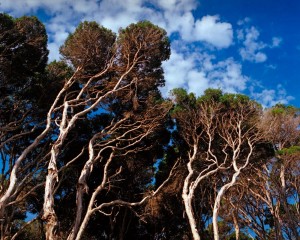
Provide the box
[1,0,299,107]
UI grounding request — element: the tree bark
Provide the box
[182,192,201,240]
[232,211,240,240]
[213,170,240,240]
[182,145,201,240]
[42,151,59,240]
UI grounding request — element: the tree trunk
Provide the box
[213,171,240,240]
[274,204,284,240]
[67,185,85,240]
[75,209,93,240]
[182,147,201,240]
[67,138,97,240]
[119,208,129,240]
[42,149,59,240]
[43,172,59,240]
[182,159,201,240]
[232,212,240,240]
[182,192,200,240]
[0,220,4,240]
[75,153,114,240]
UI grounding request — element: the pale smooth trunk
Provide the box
[213,171,240,240]
[182,193,200,240]
[182,146,201,240]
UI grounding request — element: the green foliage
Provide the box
[171,87,260,113]
[226,232,253,240]
[171,88,196,113]
[270,103,299,116]
[171,88,196,103]
[277,145,300,155]
[118,20,171,92]
[221,93,249,105]
[16,220,44,240]
[197,88,223,103]
[46,60,74,85]
[0,13,49,118]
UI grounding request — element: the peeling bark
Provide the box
[42,156,59,240]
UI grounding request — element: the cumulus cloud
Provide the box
[1,0,234,61]
[187,71,209,95]
[160,49,196,96]
[161,48,248,97]
[90,0,159,32]
[0,0,75,16]
[1,0,291,107]
[206,58,248,93]
[164,14,233,48]
[192,15,233,48]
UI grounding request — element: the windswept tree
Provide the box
[1,13,299,240]
[0,18,172,240]
[0,13,50,239]
[253,104,300,239]
[216,104,300,240]
[171,88,264,240]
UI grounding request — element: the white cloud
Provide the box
[72,0,99,14]
[164,14,233,48]
[154,0,197,13]
[160,49,196,96]
[0,0,75,15]
[237,17,251,26]
[266,64,277,70]
[237,25,282,63]
[47,42,61,61]
[271,37,282,48]
[1,0,292,108]
[238,26,267,63]
[192,15,233,48]
[251,84,294,108]
[187,71,209,94]
[205,58,248,93]
[161,48,248,97]
[91,0,155,32]
[1,0,234,57]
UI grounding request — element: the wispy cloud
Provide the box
[271,37,282,48]
[238,26,268,63]
[237,22,282,63]
[251,84,294,108]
